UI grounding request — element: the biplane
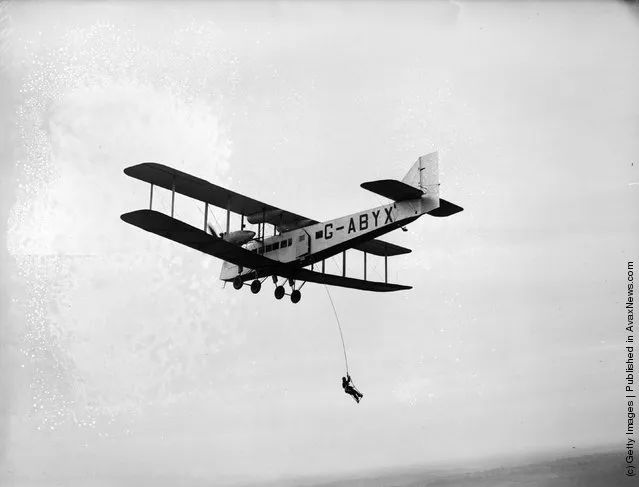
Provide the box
[120,152,463,303]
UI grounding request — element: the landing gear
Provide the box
[250,279,261,294]
[234,274,303,303]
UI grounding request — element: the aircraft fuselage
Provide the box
[219,195,439,281]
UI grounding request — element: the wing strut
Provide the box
[262,208,266,249]
[364,251,367,281]
[171,176,176,218]
[384,244,388,283]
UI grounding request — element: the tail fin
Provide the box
[402,152,439,197]
[360,151,463,217]
[407,152,463,217]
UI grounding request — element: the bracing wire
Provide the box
[195,201,223,234]
[324,285,349,376]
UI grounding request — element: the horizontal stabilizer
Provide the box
[360,179,424,201]
[427,199,464,217]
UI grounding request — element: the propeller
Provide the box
[207,224,219,238]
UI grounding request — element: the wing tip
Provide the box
[380,284,412,292]
[123,162,167,177]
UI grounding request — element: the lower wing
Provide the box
[121,209,411,292]
[120,209,277,271]
[282,267,412,292]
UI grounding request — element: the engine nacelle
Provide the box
[246,209,284,224]
[220,230,256,246]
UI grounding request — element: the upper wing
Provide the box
[120,209,278,270]
[124,163,414,254]
[124,163,317,231]
[282,267,412,292]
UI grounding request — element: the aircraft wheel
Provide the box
[250,279,262,294]
[274,286,285,300]
[233,276,243,290]
[290,289,301,304]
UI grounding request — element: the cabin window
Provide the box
[281,240,288,248]
[265,244,272,252]
[299,234,305,242]
[288,238,292,246]
[272,242,280,250]
[258,247,264,254]
[315,230,323,239]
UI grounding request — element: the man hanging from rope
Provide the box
[325,286,363,403]
[342,374,364,403]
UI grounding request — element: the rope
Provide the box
[324,285,349,376]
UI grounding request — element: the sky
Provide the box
[0,0,638,485]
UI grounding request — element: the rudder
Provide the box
[402,152,439,197]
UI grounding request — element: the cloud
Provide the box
[5,15,242,430]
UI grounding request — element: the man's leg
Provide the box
[350,386,363,399]
[345,387,358,402]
